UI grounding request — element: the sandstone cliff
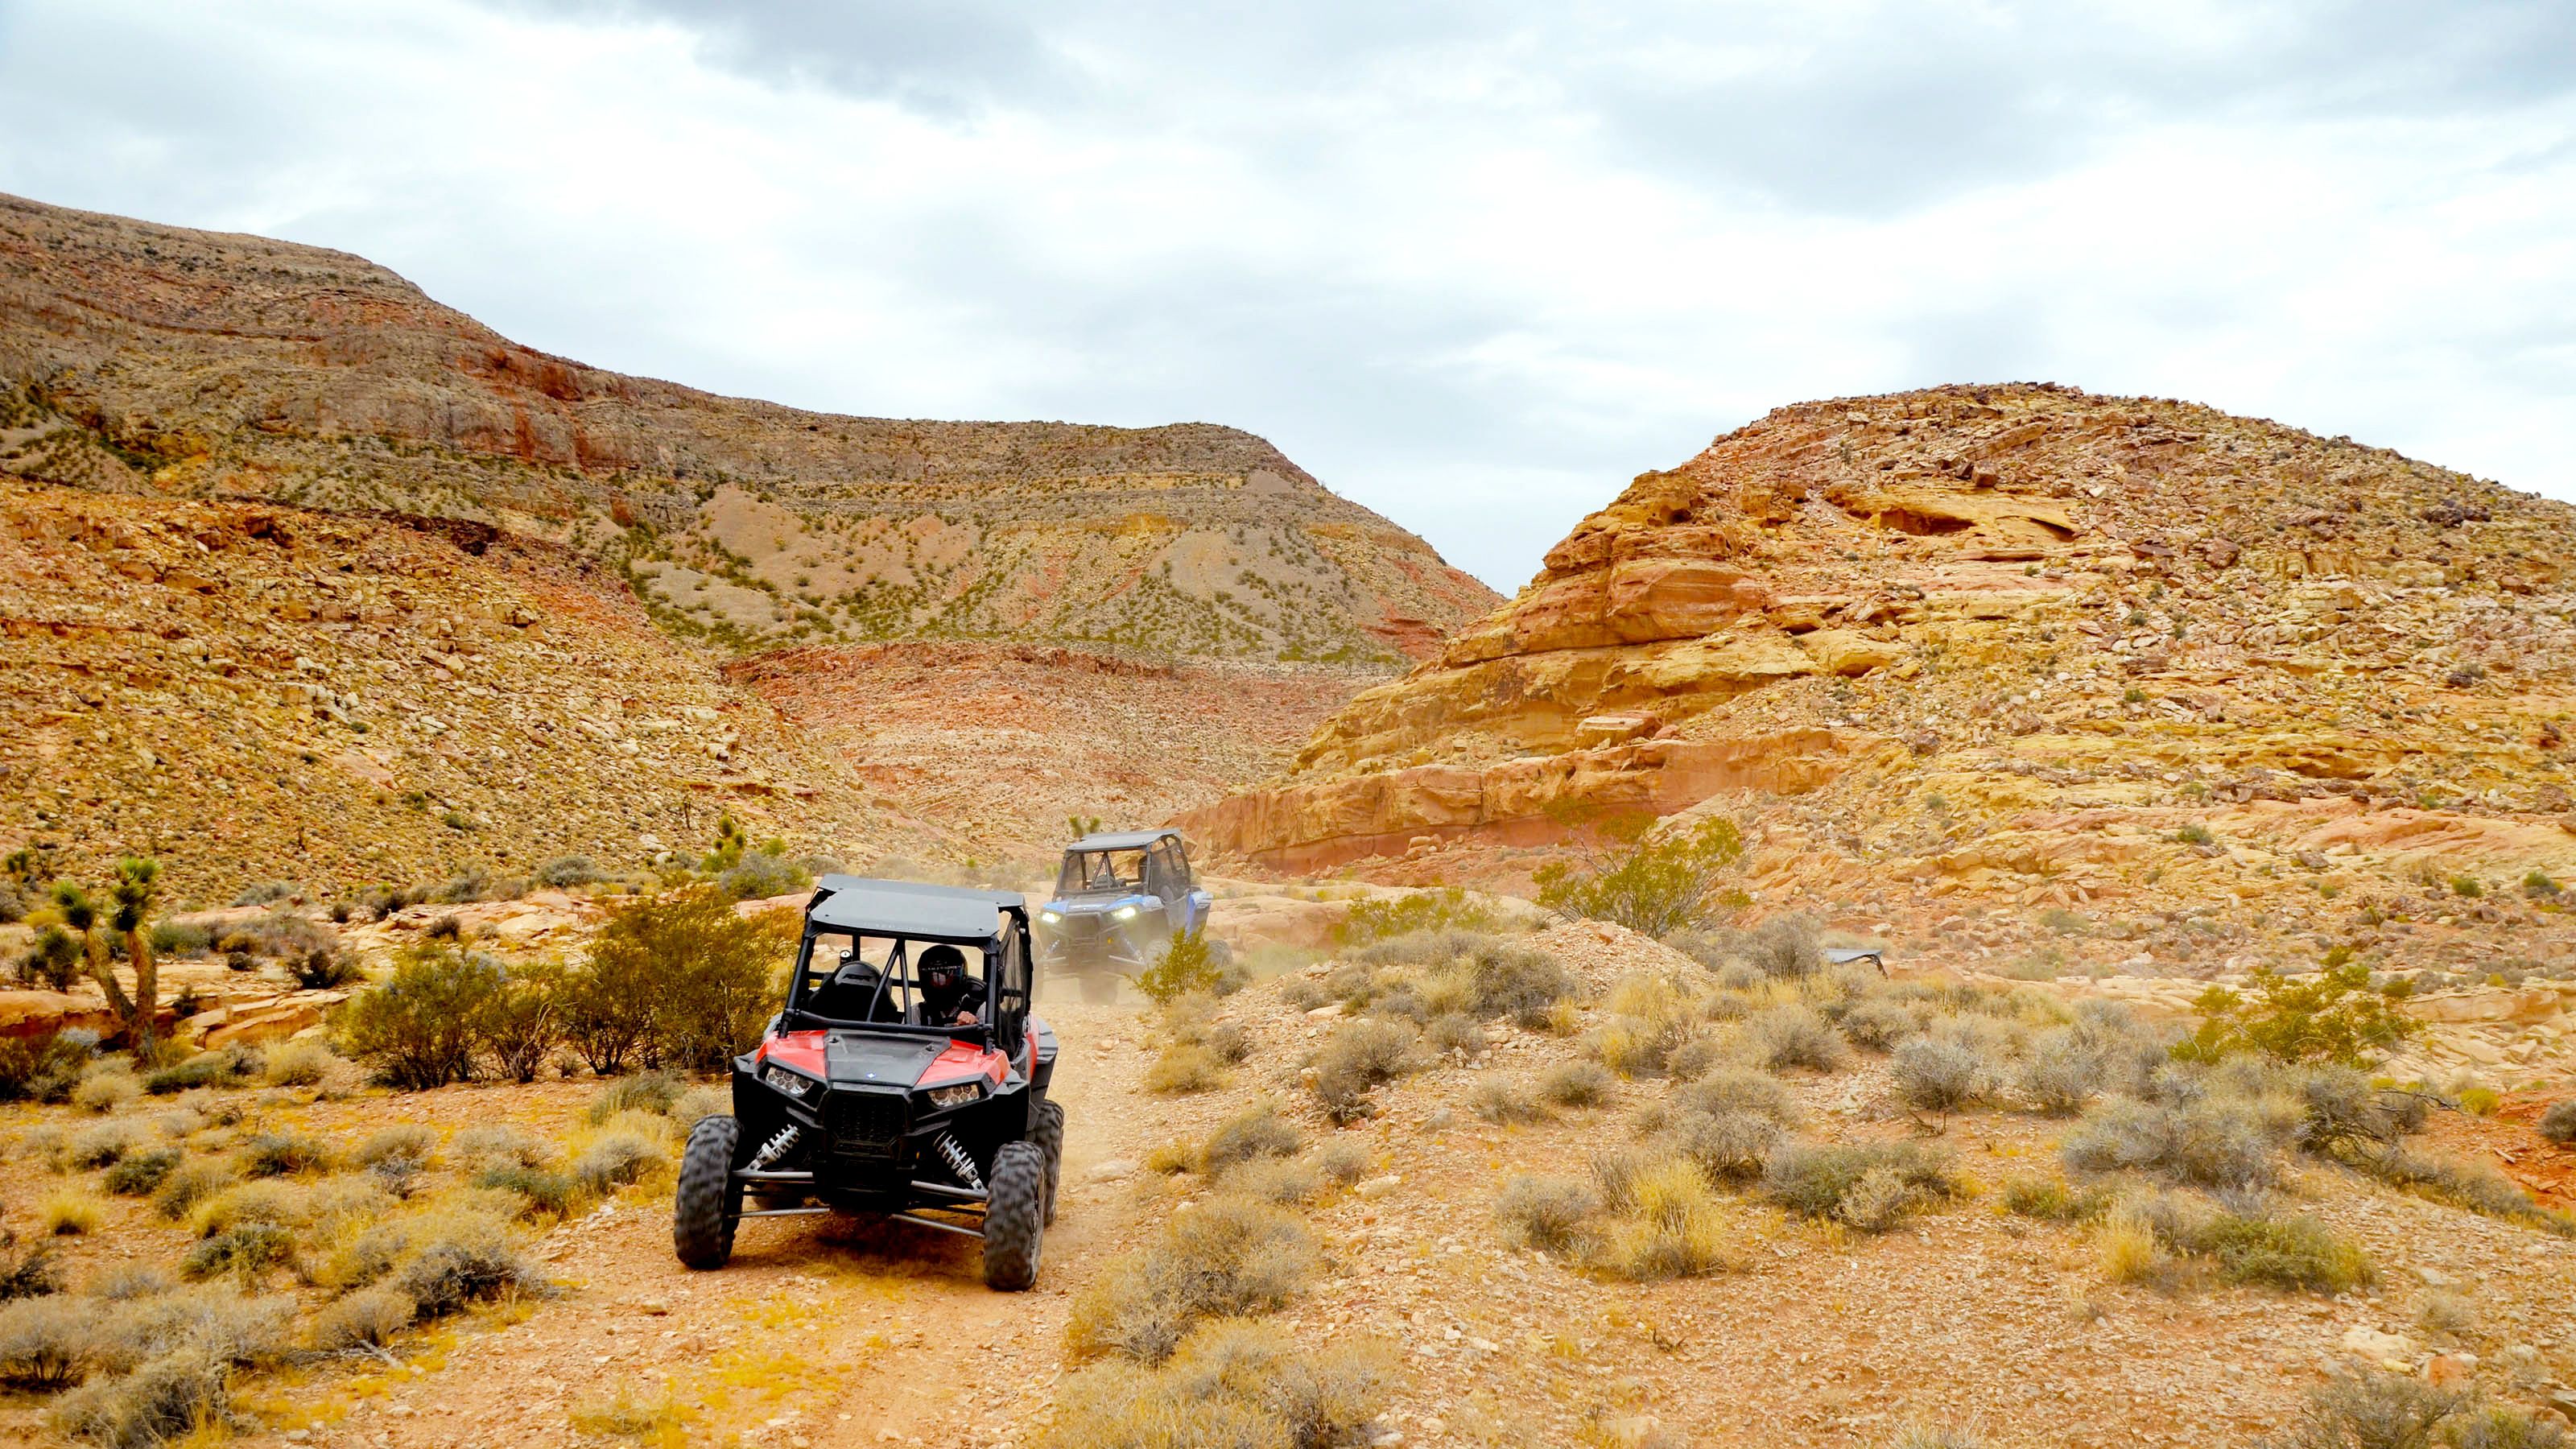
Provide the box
[1187,384,2576,989]
[0,192,1494,662]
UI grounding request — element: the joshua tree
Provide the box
[110,858,162,1054]
[50,881,136,1026]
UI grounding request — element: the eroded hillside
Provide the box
[0,192,1495,662]
[1187,384,2576,1007]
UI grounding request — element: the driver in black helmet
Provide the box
[916,943,986,1027]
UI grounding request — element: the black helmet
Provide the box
[919,943,966,989]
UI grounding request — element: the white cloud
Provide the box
[1,0,2569,590]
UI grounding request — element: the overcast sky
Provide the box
[2,1,2571,590]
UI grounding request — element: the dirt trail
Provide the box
[307,999,1160,1449]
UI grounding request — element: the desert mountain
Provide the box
[0,192,1495,663]
[1189,383,2576,989]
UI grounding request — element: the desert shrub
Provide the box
[182,1225,296,1282]
[1278,976,1329,1012]
[354,1125,438,1170]
[189,1181,303,1240]
[573,886,791,1072]
[1219,1157,1327,1207]
[1202,1103,1301,1174]
[1335,887,1501,947]
[234,1132,332,1179]
[1539,1062,1612,1108]
[68,1122,137,1169]
[1534,810,1747,937]
[587,1070,683,1122]
[1763,1141,1955,1231]
[1840,998,1920,1051]
[394,1214,543,1319]
[1308,1019,1422,1122]
[309,1286,415,1352]
[1425,1012,1488,1059]
[2017,1026,2102,1115]
[54,1346,237,1447]
[2061,1096,2289,1191]
[147,921,213,959]
[340,943,503,1090]
[2189,1209,2374,1292]
[151,1162,236,1222]
[477,1165,581,1218]
[0,1030,89,1104]
[72,1068,141,1116]
[2538,1100,2576,1146]
[256,1039,332,1088]
[1065,1197,1318,1365]
[2446,1408,2571,1449]
[0,1244,61,1302]
[1051,1319,1396,1449]
[571,1130,667,1194]
[1144,1042,1227,1096]
[1468,1076,1547,1125]
[2175,964,2421,1067]
[104,1149,183,1197]
[230,881,296,909]
[2000,1175,2112,1221]
[1742,914,1824,980]
[86,1265,171,1302]
[535,855,604,889]
[1495,1174,1601,1253]
[2264,1368,2466,1449]
[1587,977,1698,1080]
[1678,1067,1800,1125]
[1131,930,1228,1005]
[1311,1139,1369,1187]
[450,1124,552,1172]
[1743,1004,1844,1072]
[1356,930,1578,1028]
[287,944,363,991]
[716,849,810,902]
[1591,1151,1732,1280]
[142,1048,257,1096]
[0,1294,96,1386]
[1673,1108,1783,1183]
[1891,1037,1995,1113]
[17,925,85,992]
[672,1087,730,1137]
[2347,1148,2572,1233]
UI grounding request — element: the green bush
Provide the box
[2174,964,2421,1067]
[339,943,504,1090]
[104,1149,184,1197]
[1762,1141,1956,1231]
[142,1049,257,1096]
[1064,1197,1317,1365]
[1130,930,1226,1005]
[1534,810,1746,937]
[587,1071,683,1122]
[568,886,790,1073]
[476,1165,580,1218]
[1333,888,1500,947]
[1201,1103,1301,1174]
[16,925,83,993]
[0,1030,89,1104]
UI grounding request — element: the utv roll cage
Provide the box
[779,877,1034,1055]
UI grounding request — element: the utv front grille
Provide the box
[823,1091,908,1154]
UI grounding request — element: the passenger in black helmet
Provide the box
[917,943,986,1027]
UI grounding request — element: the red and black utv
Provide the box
[672,876,1063,1290]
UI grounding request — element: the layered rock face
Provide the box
[0,192,1493,662]
[1188,384,2576,985]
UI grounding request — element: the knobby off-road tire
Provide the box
[1031,1098,1066,1225]
[674,1115,743,1269]
[981,1141,1047,1291]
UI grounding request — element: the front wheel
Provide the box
[674,1116,742,1269]
[1031,1099,1066,1225]
[981,1141,1046,1291]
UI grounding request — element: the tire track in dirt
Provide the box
[316,1001,1161,1449]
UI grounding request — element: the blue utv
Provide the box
[1034,828,1226,1002]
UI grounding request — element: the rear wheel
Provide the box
[981,1141,1046,1290]
[1031,1099,1066,1225]
[674,1116,742,1269]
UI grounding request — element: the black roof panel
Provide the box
[807,875,1023,941]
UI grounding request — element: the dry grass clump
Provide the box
[53,1348,230,1447]
[71,1066,141,1116]
[1539,1062,1612,1108]
[1201,1103,1301,1174]
[2540,1099,2576,1146]
[586,1071,682,1123]
[355,1124,439,1170]
[40,1191,103,1236]
[1891,1037,1996,1113]
[1589,1152,1733,1281]
[571,1125,670,1195]
[140,1047,261,1096]
[2000,1176,2112,1222]
[308,1285,415,1352]
[150,1162,236,1223]
[2061,1094,2293,1192]
[1307,1020,1423,1123]
[450,1124,553,1172]
[672,1086,731,1137]
[2102,1191,2374,1294]
[2254,1368,2571,1449]
[390,1208,545,1320]
[1352,928,1578,1028]
[1066,1198,1318,1365]
[1310,1140,1369,1187]
[1839,998,1922,1052]
[1468,1075,1547,1125]
[66,1122,137,1170]
[261,1039,336,1088]
[1762,1141,1956,1232]
[477,1165,581,1218]
[234,1131,335,1179]
[87,1265,172,1302]
[1424,1012,1488,1060]
[1218,1158,1329,1208]
[1047,1318,1395,1449]
[1494,1175,1602,1253]
[1144,1042,1228,1096]
[1741,1004,1844,1072]
[0,1295,93,1387]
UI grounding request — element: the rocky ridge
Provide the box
[0,192,1495,662]
[1187,384,2576,991]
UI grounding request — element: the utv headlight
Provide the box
[924,1082,983,1109]
[761,1064,819,1100]
[1040,910,1062,924]
[1113,905,1138,920]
